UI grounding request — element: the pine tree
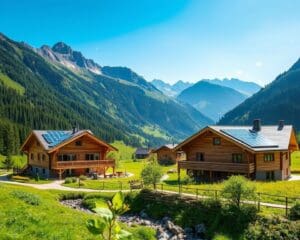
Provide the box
[2,155,14,171]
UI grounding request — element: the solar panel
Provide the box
[42,131,72,147]
[220,129,278,148]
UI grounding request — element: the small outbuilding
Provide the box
[134,148,151,159]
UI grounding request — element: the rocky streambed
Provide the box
[60,199,206,240]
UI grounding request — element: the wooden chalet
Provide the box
[21,128,117,179]
[153,144,184,164]
[134,148,151,159]
[175,120,298,181]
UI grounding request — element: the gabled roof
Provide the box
[21,130,117,152]
[175,125,298,152]
[135,148,151,155]
[153,143,178,153]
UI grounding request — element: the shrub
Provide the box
[11,190,40,205]
[79,181,85,187]
[244,215,300,240]
[182,175,194,185]
[59,192,85,200]
[71,177,77,183]
[289,201,300,220]
[141,162,163,189]
[79,175,87,181]
[64,177,72,184]
[221,175,256,208]
[35,173,40,182]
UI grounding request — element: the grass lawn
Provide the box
[64,159,176,190]
[0,183,156,240]
[8,175,53,184]
[291,151,300,172]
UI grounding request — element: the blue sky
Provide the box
[1,0,300,85]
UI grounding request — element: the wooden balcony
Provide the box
[52,160,115,169]
[178,160,255,174]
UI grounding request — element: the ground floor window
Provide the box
[266,171,275,180]
[195,152,204,161]
[42,168,46,174]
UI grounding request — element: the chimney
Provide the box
[72,122,77,134]
[252,119,261,132]
[278,120,284,130]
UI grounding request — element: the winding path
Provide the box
[0,173,294,209]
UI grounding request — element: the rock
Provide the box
[139,209,148,218]
[195,224,206,235]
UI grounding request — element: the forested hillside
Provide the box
[219,58,300,130]
[0,33,212,155]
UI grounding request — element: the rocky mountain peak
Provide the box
[52,42,73,55]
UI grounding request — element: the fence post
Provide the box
[258,193,261,212]
[285,197,288,217]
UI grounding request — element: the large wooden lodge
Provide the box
[175,120,298,181]
[21,128,117,179]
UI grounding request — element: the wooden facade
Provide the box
[176,125,298,181]
[21,130,116,179]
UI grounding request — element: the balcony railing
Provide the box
[52,160,115,169]
[178,160,255,174]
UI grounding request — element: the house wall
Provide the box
[156,147,177,163]
[182,131,254,164]
[255,151,290,180]
[27,138,50,177]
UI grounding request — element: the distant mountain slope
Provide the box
[177,81,247,122]
[206,78,261,96]
[151,79,192,97]
[0,33,212,154]
[219,58,300,130]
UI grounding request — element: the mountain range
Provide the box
[177,81,248,122]
[219,58,300,130]
[0,33,214,155]
[151,79,192,97]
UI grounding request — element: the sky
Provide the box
[1,0,300,86]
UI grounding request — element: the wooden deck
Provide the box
[52,160,115,169]
[178,160,255,174]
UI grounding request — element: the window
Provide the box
[232,154,243,163]
[58,154,77,161]
[196,152,204,161]
[85,153,100,160]
[264,153,274,162]
[75,141,82,146]
[35,168,38,173]
[266,171,275,180]
[213,137,221,145]
[42,168,46,174]
[30,153,34,161]
[42,154,46,161]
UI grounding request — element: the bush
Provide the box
[71,177,77,183]
[11,190,40,205]
[141,162,163,189]
[79,175,87,181]
[35,173,40,182]
[64,177,72,184]
[289,201,300,220]
[79,181,85,187]
[244,215,300,240]
[221,175,256,208]
[182,175,194,185]
[59,192,85,200]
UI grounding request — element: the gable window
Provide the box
[42,154,46,161]
[75,141,82,146]
[232,153,243,163]
[264,153,274,162]
[86,153,100,160]
[213,137,221,145]
[196,152,204,161]
[31,153,34,161]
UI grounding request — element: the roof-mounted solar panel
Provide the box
[220,129,278,148]
[42,131,72,147]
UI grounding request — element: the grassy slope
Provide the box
[291,151,300,172]
[0,71,25,95]
[0,184,155,240]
